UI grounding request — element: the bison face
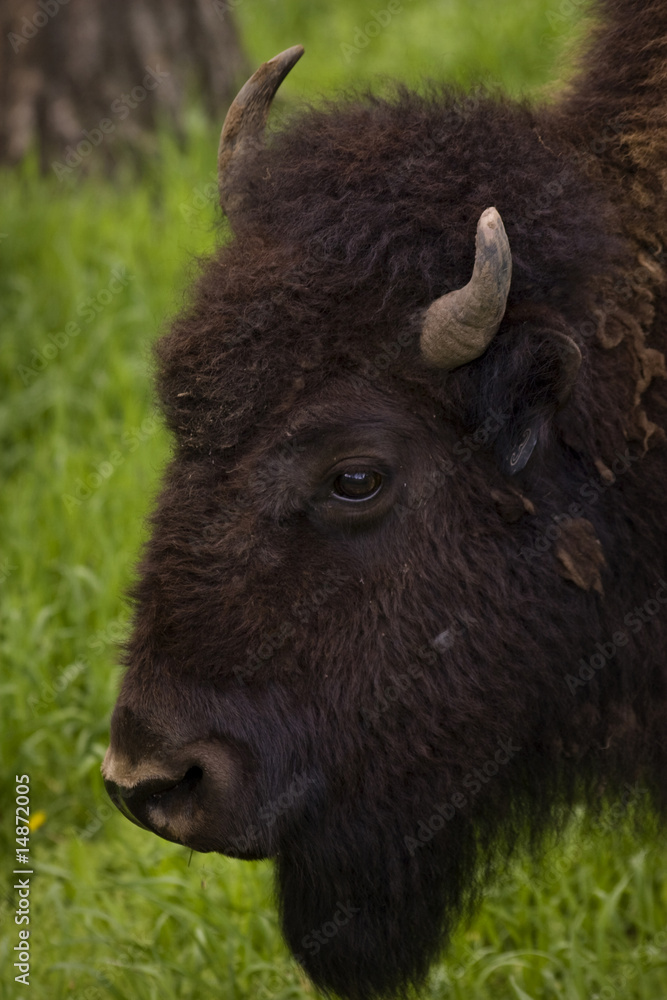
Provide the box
[103,380,443,861]
[102,377,496,849]
[103,356,578,998]
[102,46,615,1000]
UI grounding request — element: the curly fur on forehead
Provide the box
[157,88,623,457]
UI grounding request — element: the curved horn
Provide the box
[218,45,304,219]
[420,207,512,369]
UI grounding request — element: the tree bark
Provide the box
[0,0,248,173]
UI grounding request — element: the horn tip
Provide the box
[269,44,305,71]
[478,206,504,233]
[475,206,511,268]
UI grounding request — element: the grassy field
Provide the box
[2,0,666,998]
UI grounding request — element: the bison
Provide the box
[102,1,667,997]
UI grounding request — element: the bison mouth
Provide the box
[101,738,270,859]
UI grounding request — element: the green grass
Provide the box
[1,1,666,998]
[235,0,588,96]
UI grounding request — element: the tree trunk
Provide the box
[0,0,248,174]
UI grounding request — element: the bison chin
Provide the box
[275,802,481,1000]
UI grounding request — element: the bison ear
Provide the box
[467,321,582,476]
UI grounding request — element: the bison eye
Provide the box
[332,470,383,501]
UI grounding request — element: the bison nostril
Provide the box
[104,765,206,838]
[122,766,204,805]
[102,741,243,851]
[178,765,203,793]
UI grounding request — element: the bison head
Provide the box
[102,46,656,1000]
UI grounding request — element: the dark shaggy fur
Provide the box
[107,2,667,998]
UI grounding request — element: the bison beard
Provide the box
[275,723,525,1000]
[276,804,475,1000]
[102,0,667,998]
